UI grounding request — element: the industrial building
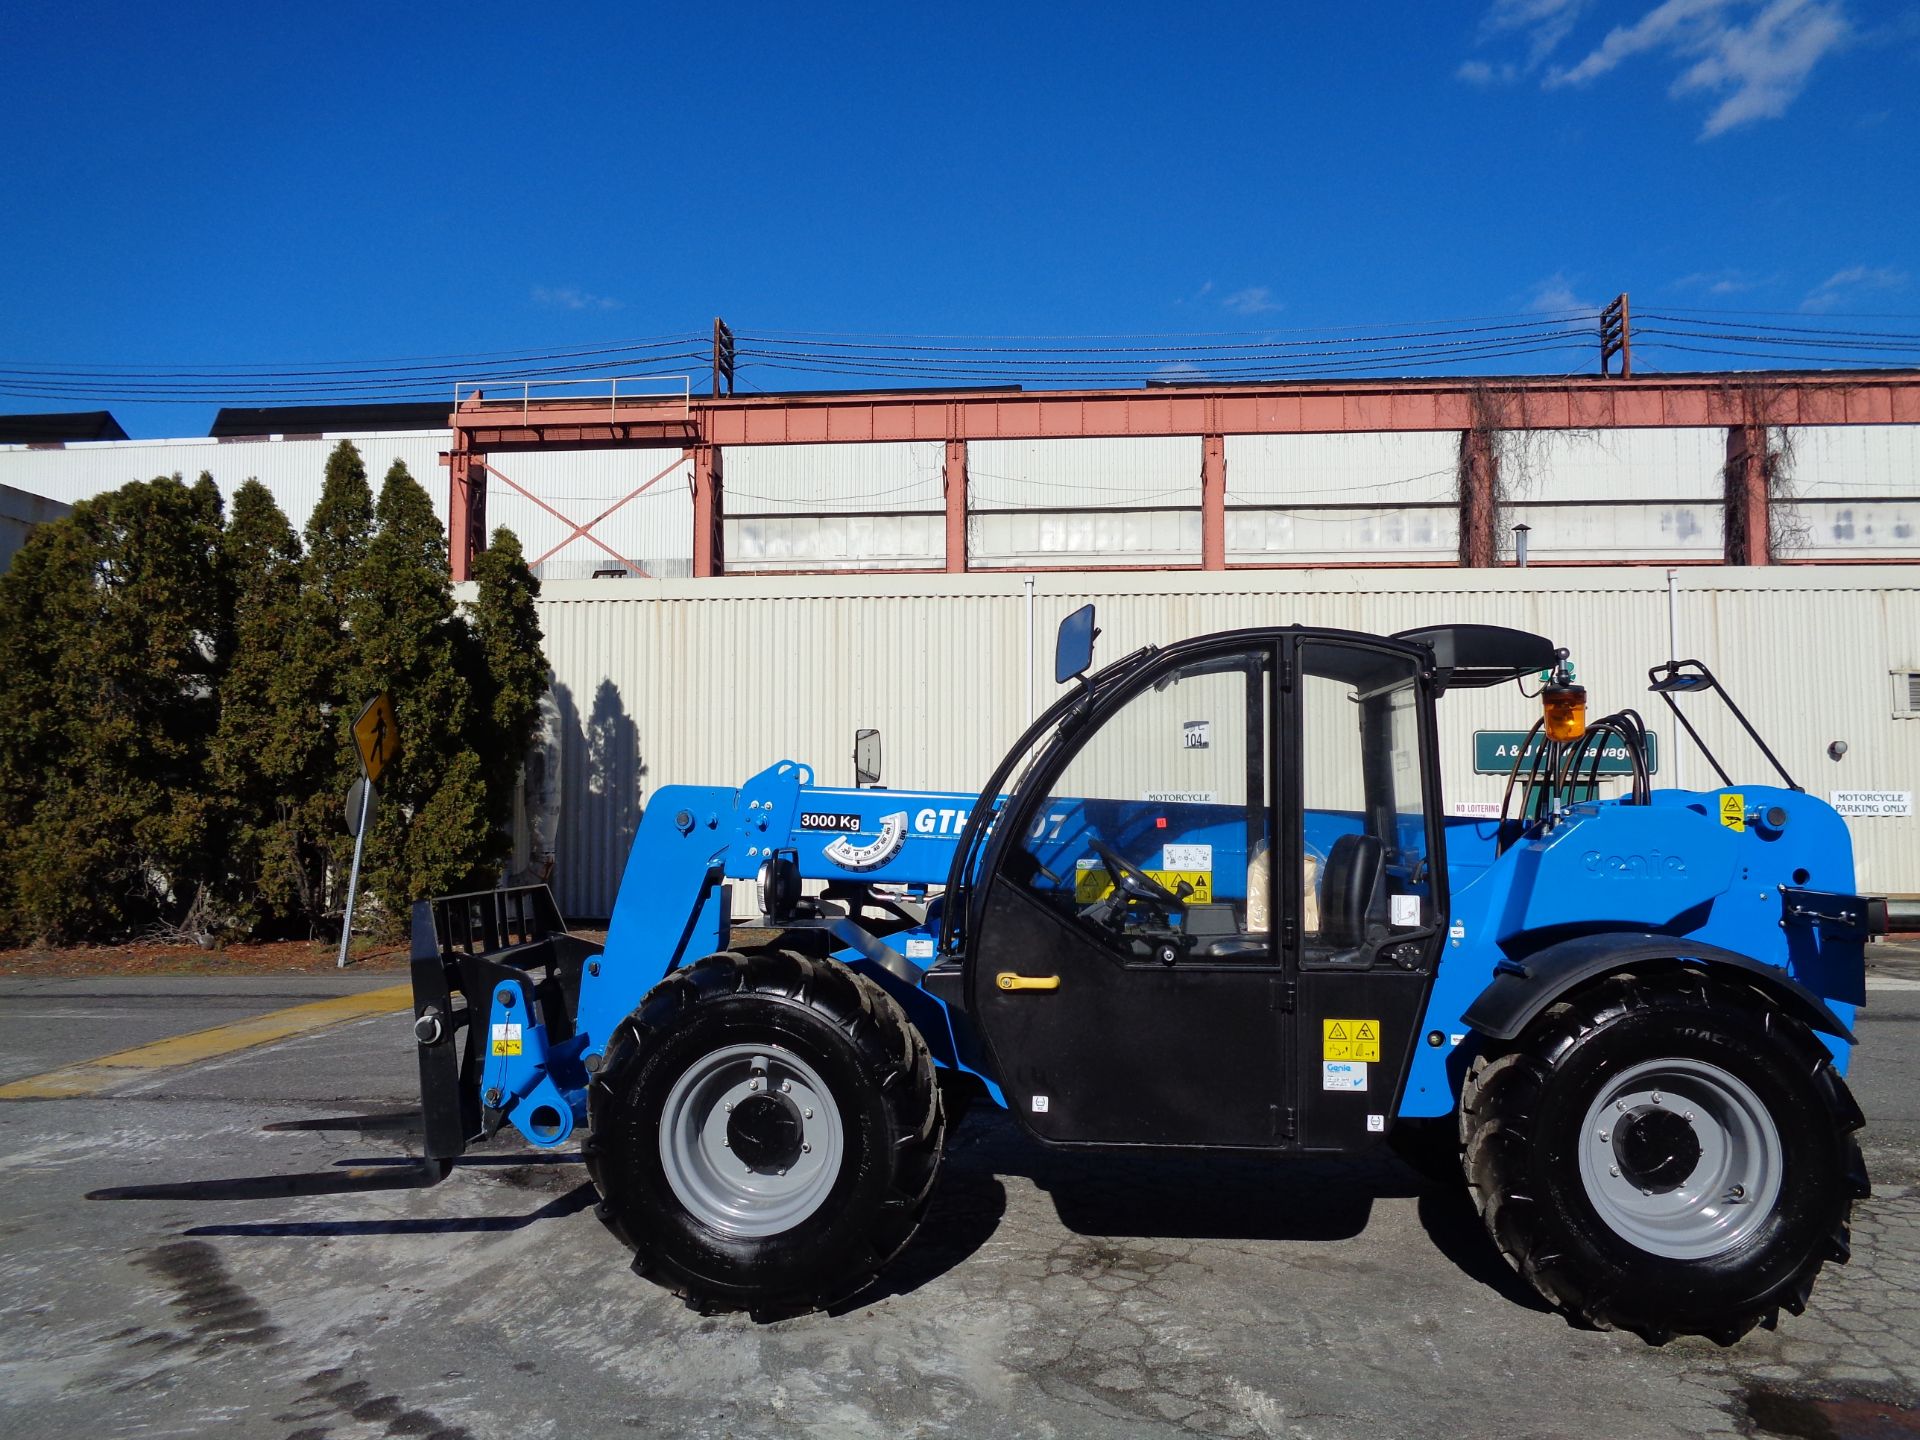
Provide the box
[5,367,1918,915]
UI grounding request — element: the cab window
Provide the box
[1013,648,1272,964]
[1299,642,1434,967]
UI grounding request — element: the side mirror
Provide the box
[1055,604,1099,684]
[853,728,882,788]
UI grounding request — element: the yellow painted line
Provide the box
[0,983,413,1100]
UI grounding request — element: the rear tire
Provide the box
[584,949,944,1315]
[1460,967,1867,1344]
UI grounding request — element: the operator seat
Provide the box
[1320,833,1384,953]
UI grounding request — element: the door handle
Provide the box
[995,972,1061,992]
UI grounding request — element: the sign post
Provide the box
[338,693,400,969]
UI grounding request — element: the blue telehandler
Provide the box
[410,611,1898,1342]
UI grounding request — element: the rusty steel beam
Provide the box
[441,372,1920,579]
[1201,435,1227,570]
[1458,428,1499,568]
[448,372,1920,452]
[692,443,723,578]
[944,439,968,573]
[1724,424,1773,566]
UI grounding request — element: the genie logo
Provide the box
[1583,849,1687,877]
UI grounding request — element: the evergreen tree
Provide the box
[466,527,548,836]
[349,459,493,918]
[302,441,376,914]
[0,476,226,940]
[211,480,336,931]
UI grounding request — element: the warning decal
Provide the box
[490,1022,523,1057]
[1323,1018,1382,1063]
[1720,793,1746,832]
[1073,864,1214,905]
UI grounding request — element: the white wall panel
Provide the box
[1516,427,1727,503]
[1226,506,1457,564]
[484,447,693,580]
[1224,431,1458,506]
[726,513,944,570]
[1786,425,1920,496]
[968,436,1200,511]
[969,508,1200,567]
[514,567,1920,915]
[1776,425,1920,559]
[723,440,944,514]
[1505,501,1723,560]
[0,431,450,534]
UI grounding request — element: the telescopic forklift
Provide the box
[410,611,1898,1342]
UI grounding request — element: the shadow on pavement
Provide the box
[179,1181,600,1239]
[903,1109,1550,1313]
[261,1110,421,1134]
[85,1159,451,1203]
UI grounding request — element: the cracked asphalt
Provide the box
[1,957,1917,1440]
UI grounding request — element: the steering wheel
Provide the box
[1088,838,1187,908]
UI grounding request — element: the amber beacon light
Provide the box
[1541,655,1587,743]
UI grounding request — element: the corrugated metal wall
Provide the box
[519,567,1920,915]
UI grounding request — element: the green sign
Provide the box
[1473,730,1658,776]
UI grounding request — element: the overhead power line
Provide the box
[3,300,1918,409]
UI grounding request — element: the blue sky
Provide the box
[2,0,1916,436]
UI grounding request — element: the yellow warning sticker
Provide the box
[490,1022,523,1057]
[1323,1018,1382,1063]
[1720,793,1746,832]
[1073,866,1213,905]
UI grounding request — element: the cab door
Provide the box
[966,642,1289,1149]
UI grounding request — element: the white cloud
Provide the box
[532,285,623,312]
[1525,273,1601,314]
[1463,0,1851,138]
[1802,265,1909,312]
[1221,286,1284,316]
[1672,268,1766,295]
[1480,0,1593,64]
[1455,58,1521,85]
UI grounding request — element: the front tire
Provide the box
[584,949,944,1315]
[1460,968,1868,1344]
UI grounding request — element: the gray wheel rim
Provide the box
[658,1042,845,1238]
[1576,1056,1783,1260]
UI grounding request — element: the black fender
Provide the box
[1462,931,1855,1044]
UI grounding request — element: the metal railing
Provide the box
[451,375,693,424]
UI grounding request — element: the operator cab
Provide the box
[941,610,1546,1151]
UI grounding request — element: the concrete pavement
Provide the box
[0,968,1915,1439]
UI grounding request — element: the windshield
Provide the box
[939,644,1160,952]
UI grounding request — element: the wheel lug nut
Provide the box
[803,1108,813,1119]
[1616,1100,1628,1113]
[1651,1091,1663,1105]
[1684,1111,1695,1122]
[725,1102,734,1112]
[721,1138,729,1147]
[1609,1166,1620,1177]
[749,1078,760,1090]
[1598,1130,1610,1143]
[781,1080,792,1093]
[802,1143,811,1153]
